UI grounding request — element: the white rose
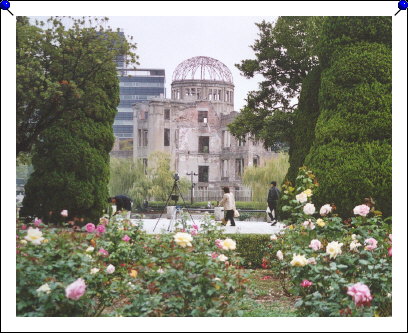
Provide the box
[296,192,308,203]
[36,283,51,295]
[217,254,228,262]
[349,240,362,252]
[303,203,316,215]
[85,246,94,253]
[106,264,115,274]
[276,250,284,261]
[319,204,332,216]
[90,268,100,274]
[24,228,44,245]
[326,241,343,259]
[270,234,278,241]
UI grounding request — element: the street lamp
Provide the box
[186,171,198,204]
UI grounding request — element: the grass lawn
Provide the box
[236,269,297,317]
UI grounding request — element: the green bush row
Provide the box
[225,234,271,269]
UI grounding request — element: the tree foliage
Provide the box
[242,153,289,203]
[305,17,392,217]
[286,66,321,183]
[20,16,138,222]
[109,152,191,208]
[228,17,323,148]
[16,16,138,157]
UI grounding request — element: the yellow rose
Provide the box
[289,225,294,230]
[173,232,193,248]
[303,189,313,197]
[129,270,138,278]
[42,239,49,244]
[220,238,236,251]
[290,254,308,267]
[316,219,326,227]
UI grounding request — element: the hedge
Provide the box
[224,234,272,269]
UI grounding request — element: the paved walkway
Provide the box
[131,218,285,235]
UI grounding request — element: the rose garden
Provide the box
[15,16,392,318]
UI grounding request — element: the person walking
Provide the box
[219,186,236,227]
[267,181,280,226]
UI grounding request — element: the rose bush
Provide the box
[264,167,392,317]
[16,212,246,317]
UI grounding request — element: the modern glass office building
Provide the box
[111,33,165,157]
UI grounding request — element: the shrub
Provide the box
[305,18,392,217]
[305,140,391,217]
[16,214,247,317]
[263,168,392,317]
[224,234,271,269]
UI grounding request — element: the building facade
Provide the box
[133,56,276,200]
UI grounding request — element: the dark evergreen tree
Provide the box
[305,17,392,216]
[20,17,138,222]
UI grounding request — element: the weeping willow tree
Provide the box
[109,152,190,207]
[147,152,190,201]
[108,158,150,207]
[243,153,290,203]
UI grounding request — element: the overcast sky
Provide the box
[32,16,276,111]
[107,16,276,111]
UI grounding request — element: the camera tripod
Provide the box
[153,179,195,232]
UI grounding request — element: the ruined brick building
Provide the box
[133,56,276,200]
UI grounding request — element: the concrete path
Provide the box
[131,218,285,235]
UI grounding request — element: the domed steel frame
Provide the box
[172,56,233,83]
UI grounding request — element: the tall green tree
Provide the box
[16,16,138,157]
[228,17,323,149]
[286,66,321,183]
[20,17,138,222]
[305,17,392,216]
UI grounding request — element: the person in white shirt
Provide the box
[219,186,236,226]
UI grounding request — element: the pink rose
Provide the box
[98,248,109,257]
[34,218,42,227]
[192,224,199,230]
[21,225,27,230]
[65,278,86,300]
[388,247,392,256]
[122,235,131,242]
[309,239,322,251]
[300,280,313,288]
[347,283,373,307]
[61,210,68,217]
[85,223,96,233]
[191,229,198,236]
[353,204,370,217]
[364,238,378,251]
[96,225,106,234]
[215,239,223,249]
[211,252,219,259]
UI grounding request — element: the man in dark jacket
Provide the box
[108,195,133,217]
[267,181,280,226]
